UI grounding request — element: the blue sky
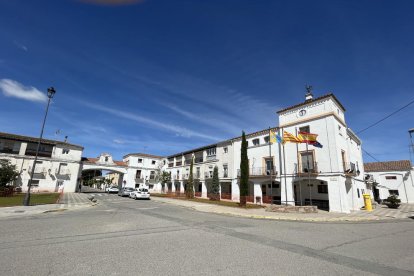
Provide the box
[0,0,413,162]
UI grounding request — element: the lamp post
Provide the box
[23,87,56,206]
[409,129,414,164]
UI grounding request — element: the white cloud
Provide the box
[79,101,222,141]
[13,41,28,52]
[0,79,47,103]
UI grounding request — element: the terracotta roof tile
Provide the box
[82,157,127,167]
[364,160,412,172]
[277,93,346,114]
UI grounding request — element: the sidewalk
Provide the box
[151,197,414,222]
[0,193,96,219]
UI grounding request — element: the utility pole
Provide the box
[409,129,414,164]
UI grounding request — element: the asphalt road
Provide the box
[0,193,413,276]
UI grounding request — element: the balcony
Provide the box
[206,155,216,161]
[343,162,359,176]
[56,168,71,180]
[168,163,174,168]
[29,166,47,179]
[294,162,319,175]
[181,174,188,180]
[184,159,192,165]
[194,157,203,163]
[175,161,182,166]
[237,167,277,178]
[135,178,144,184]
[148,176,157,184]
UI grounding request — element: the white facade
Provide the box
[122,153,164,190]
[365,161,414,204]
[0,133,83,193]
[160,93,369,213]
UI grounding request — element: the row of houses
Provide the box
[1,92,413,213]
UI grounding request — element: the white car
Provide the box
[106,186,119,194]
[130,188,150,200]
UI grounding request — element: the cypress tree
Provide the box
[186,157,194,199]
[210,166,220,201]
[240,131,249,206]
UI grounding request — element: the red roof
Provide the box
[123,153,164,159]
[364,160,412,172]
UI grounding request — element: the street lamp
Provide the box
[23,87,56,206]
[409,129,414,164]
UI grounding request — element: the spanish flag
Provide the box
[298,132,318,144]
[283,131,302,143]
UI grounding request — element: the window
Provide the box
[196,167,200,178]
[0,139,20,154]
[265,158,274,175]
[58,163,67,174]
[389,189,399,196]
[29,179,39,186]
[300,151,315,173]
[223,147,228,154]
[138,158,143,163]
[264,136,270,144]
[385,176,397,180]
[299,125,310,133]
[357,188,360,198]
[136,170,142,179]
[152,160,156,165]
[338,125,342,136]
[62,148,70,154]
[105,156,109,162]
[149,171,155,179]
[223,164,228,178]
[206,148,216,156]
[318,185,328,194]
[253,138,260,146]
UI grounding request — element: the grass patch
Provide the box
[151,193,263,209]
[0,193,60,207]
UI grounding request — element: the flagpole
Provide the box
[295,127,302,206]
[281,128,288,206]
[277,128,283,206]
[268,127,273,205]
[306,142,312,206]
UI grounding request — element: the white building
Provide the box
[122,153,164,190]
[364,160,414,204]
[277,92,369,213]
[0,132,83,193]
[161,92,369,213]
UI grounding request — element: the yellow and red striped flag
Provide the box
[298,132,318,144]
[283,131,302,143]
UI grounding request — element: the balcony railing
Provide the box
[135,178,144,184]
[237,167,277,177]
[29,166,47,179]
[175,161,182,166]
[206,155,216,161]
[295,162,319,175]
[168,163,174,168]
[194,157,203,163]
[343,162,358,176]
[184,159,192,165]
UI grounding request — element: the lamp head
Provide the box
[47,87,56,99]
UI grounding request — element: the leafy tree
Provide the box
[186,157,194,199]
[239,131,249,206]
[160,171,171,193]
[210,166,220,201]
[0,159,19,190]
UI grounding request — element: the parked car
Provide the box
[118,187,135,197]
[130,187,150,200]
[106,186,119,194]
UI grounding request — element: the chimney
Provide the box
[305,85,313,101]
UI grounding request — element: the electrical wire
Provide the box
[356,98,414,135]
